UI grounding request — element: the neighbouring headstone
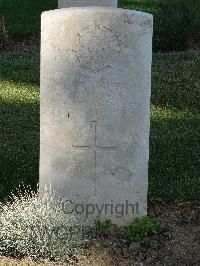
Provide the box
[40,7,153,225]
[58,0,118,8]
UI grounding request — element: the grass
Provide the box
[0,0,57,37]
[120,0,200,51]
[0,53,39,201]
[0,51,199,202]
[150,53,200,200]
[0,0,199,51]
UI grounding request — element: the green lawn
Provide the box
[0,0,57,37]
[0,52,199,202]
[0,53,40,201]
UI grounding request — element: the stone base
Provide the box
[58,0,118,8]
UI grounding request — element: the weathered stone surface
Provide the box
[58,0,118,8]
[40,7,153,225]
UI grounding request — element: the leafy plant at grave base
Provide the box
[0,186,92,261]
[123,216,160,247]
[0,13,7,49]
[95,219,118,234]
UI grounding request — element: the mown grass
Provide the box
[120,0,200,51]
[0,53,40,201]
[150,53,200,200]
[0,51,199,202]
[0,0,199,51]
[0,0,57,37]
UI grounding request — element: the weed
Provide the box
[123,216,160,247]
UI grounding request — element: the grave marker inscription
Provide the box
[40,7,153,225]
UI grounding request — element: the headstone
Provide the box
[58,0,118,8]
[40,7,153,225]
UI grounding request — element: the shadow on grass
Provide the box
[0,52,39,87]
[119,0,156,9]
[149,108,200,201]
[0,100,39,202]
[0,0,57,37]
[152,52,200,113]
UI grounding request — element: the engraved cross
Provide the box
[72,121,117,194]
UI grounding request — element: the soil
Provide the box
[73,202,200,266]
[0,203,200,266]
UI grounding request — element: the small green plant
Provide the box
[95,219,117,233]
[123,216,160,247]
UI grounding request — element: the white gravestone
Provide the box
[58,0,118,8]
[40,7,153,225]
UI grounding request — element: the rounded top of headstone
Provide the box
[42,7,153,21]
